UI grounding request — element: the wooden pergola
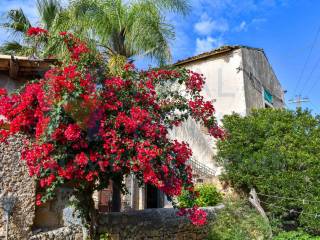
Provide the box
[0,55,57,79]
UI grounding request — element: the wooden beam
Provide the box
[0,59,9,71]
[9,56,19,79]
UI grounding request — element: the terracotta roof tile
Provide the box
[174,45,263,66]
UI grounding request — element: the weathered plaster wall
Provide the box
[171,50,245,170]
[98,206,222,240]
[0,135,36,240]
[241,48,285,113]
[184,49,247,121]
[0,73,25,93]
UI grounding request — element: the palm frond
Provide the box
[1,8,32,39]
[36,0,62,30]
[137,0,190,15]
[0,41,33,56]
[48,0,185,65]
[125,1,173,64]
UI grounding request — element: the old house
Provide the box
[171,45,285,178]
[100,45,286,212]
[0,45,285,238]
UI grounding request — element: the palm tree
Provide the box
[55,0,190,68]
[0,0,62,56]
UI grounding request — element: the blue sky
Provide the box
[1,0,320,114]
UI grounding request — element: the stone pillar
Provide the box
[138,186,145,210]
[0,135,36,239]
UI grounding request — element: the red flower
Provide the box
[189,207,207,226]
[64,124,81,141]
[74,152,88,167]
[0,88,7,97]
[124,63,135,71]
[27,27,48,37]
[58,165,74,180]
[71,43,89,60]
[186,71,204,92]
[36,194,42,206]
[85,171,98,182]
[177,206,207,226]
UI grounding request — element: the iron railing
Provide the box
[187,158,216,178]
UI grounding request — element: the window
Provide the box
[264,89,273,104]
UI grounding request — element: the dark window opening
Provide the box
[146,184,161,208]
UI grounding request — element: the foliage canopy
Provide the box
[218,108,320,234]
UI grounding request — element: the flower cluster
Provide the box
[0,30,224,226]
[185,71,204,92]
[189,96,224,139]
[60,32,89,60]
[177,206,207,226]
[64,124,81,141]
[26,27,48,37]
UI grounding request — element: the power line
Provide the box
[288,95,310,109]
[257,192,320,204]
[304,75,320,97]
[293,25,320,95]
[300,55,320,94]
[309,101,320,113]
[259,199,320,218]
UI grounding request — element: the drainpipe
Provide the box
[5,213,9,240]
[130,174,134,209]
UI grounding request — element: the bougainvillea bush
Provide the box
[0,28,223,238]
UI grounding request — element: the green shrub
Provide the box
[100,233,112,240]
[178,183,222,208]
[274,231,320,240]
[207,200,272,240]
[218,109,320,234]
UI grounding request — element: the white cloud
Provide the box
[194,13,229,35]
[251,18,267,29]
[251,18,267,24]
[234,21,247,32]
[195,36,224,55]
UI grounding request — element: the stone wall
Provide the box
[0,135,222,240]
[29,226,83,240]
[98,206,223,240]
[0,135,37,240]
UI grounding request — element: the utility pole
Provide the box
[288,95,310,109]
